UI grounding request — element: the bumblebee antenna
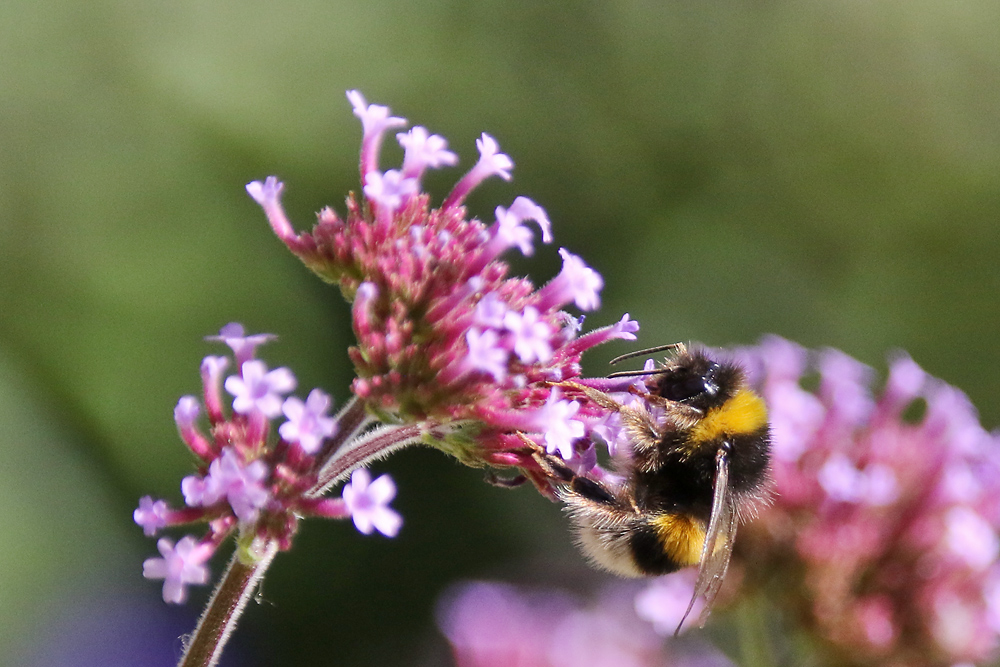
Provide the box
[609,342,686,366]
[606,368,666,379]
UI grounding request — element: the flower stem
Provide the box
[178,540,279,667]
[310,422,428,496]
[313,395,373,471]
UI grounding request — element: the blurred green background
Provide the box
[2,1,999,665]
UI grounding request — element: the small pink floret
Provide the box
[503,307,554,364]
[536,388,585,460]
[342,468,402,537]
[226,360,297,418]
[142,536,211,604]
[206,322,277,366]
[280,388,338,454]
[134,496,170,537]
[174,396,200,429]
[465,328,509,381]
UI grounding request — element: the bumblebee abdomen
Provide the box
[570,506,707,577]
[629,512,705,575]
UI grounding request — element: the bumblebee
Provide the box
[536,343,771,629]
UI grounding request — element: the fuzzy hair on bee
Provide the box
[535,343,771,631]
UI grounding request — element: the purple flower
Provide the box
[279,389,338,455]
[205,322,277,367]
[817,347,875,429]
[199,355,230,390]
[464,328,509,381]
[363,169,420,214]
[182,448,270,523]
[347,89,407,179]
[341,468,402,537]
[142,536,211,604]
[503,306,554,364]
[443,133,514,208]
[737,336,1000,664]
[397,125,458,179]
[473,292,508,329]
[173,396,200,429]
[133,496,169,537]
[533,388,585,460]
[537,249,604,312]
[816,453,868,504]
[944,506,999,571]
[488,197,552,257]
[246,176,295,239]
[225,360,296,418]
[173,395,214,461]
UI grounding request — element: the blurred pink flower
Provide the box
[734,336,1000,665]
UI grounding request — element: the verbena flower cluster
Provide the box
[733,335,1000,666]
[437,579,733,667]
[136,91,639,605]
[246,90,639,487]
[135,323,400,603]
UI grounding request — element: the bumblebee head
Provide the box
[653,349,743,413]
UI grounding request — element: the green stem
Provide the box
[178,540,279,667]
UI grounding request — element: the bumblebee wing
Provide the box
[675,446,737,634]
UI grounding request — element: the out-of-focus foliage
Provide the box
[2,1,998,665]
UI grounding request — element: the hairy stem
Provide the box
[310,422,429,496]
[178,540,279,667]
[313,395,373,471]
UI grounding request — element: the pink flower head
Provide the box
[142,536,211,604]
[245,90,649,503]
[280,388,338,454]
[225,360,296,418]
[736,336,1000,665]
[436,580,719,667]
[342,468,402,537]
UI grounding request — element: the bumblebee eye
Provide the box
[661,375,707,401]
[659,364,719,403]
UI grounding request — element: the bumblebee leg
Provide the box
[484,471,527,488]
[568,475,618,505]
[513,430,619,505]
